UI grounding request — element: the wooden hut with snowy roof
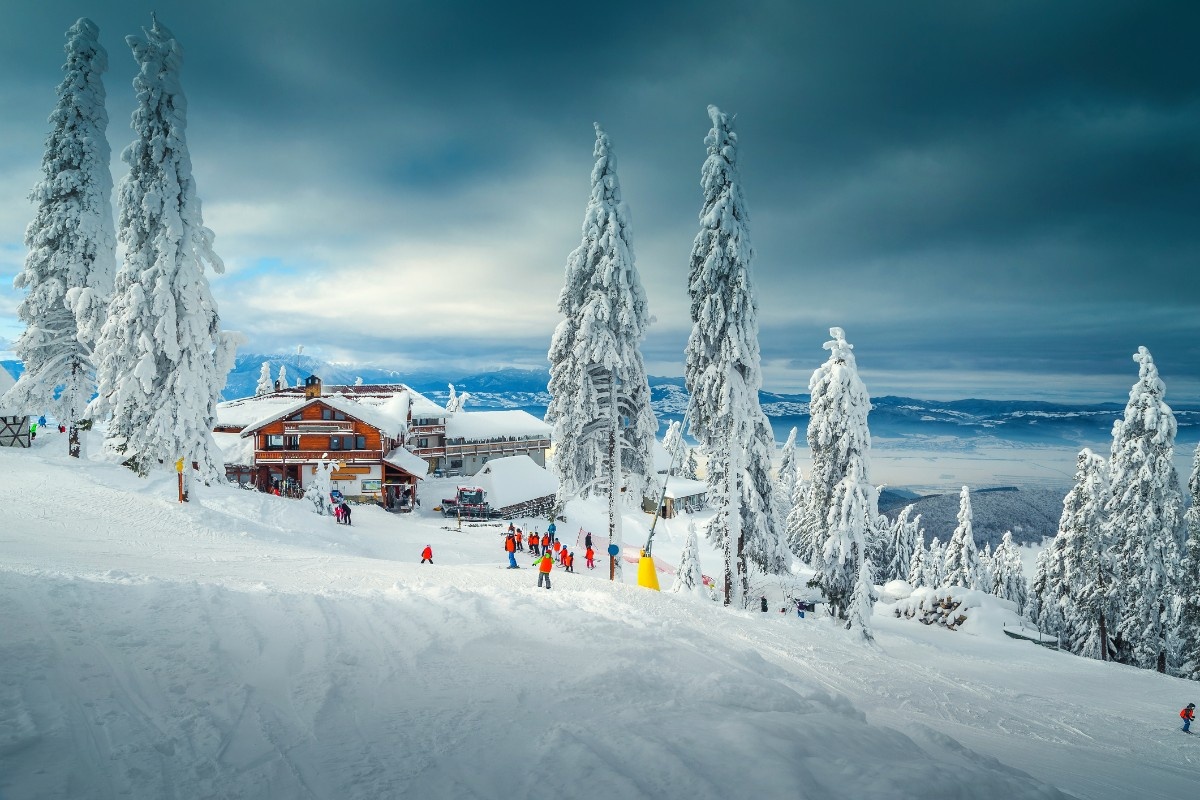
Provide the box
[0,364,31,448]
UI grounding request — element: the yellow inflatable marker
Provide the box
[637,549,660,591]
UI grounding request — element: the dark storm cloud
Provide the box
[1,0,1197,402]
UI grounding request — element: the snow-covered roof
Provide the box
[663,476,708,500]
[236,394,410,440]
[474,455,559,509]
[213,432,256,467]
[0,364,22,416]
[445,410,550,442]
[383,447,429,480]
[217,383,445,431]
[652,439,670,473]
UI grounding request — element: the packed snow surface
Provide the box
[2,434,1198,799]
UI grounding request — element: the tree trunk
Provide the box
[68,424,81,458]
[1098,612,1108,662]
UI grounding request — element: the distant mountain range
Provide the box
[7,355,1199,451]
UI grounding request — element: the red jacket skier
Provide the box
[421,545,433,564]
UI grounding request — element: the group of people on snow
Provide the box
[503,522,598,589]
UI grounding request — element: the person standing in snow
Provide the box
[760,596,769,612]
[584,531,593,550]
[505,533,518,569]
[514,528,523,552]
[537,552,553,589]
[1183,703,1196,733]
[541,531,550,552]
[421,545,433,564]
[585,546,595,570]
[566,551,575,573]
[340,502,351,525]
[528,530,539,556]
[547,520,557,540]
[29,421,38,441]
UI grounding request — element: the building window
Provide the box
[418,438,428,449]
[265,434,283,450]
[289,413,302,421]
[356,435,366,450]
[322,408,332,420]
[285,435,300,451]
[335,411,347,421]
[329,436,340,450]
[450,459,463,469]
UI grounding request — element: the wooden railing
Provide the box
[255,449,383,464]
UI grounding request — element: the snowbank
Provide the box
[2,443,1195,799]
[474,454,557,508]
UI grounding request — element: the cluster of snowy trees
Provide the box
[546,108,792,606]
[1029,348,1200,679]
[1,16,238,479]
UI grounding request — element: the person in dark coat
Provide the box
[339,502,352,525]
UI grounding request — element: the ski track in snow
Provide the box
[2,440,1198,799]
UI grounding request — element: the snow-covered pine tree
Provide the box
[790,328,875,569]
[886,505,921,583]
[304,456,335,516]
[814,453,879,621]
[546,123,657,512]
[3,18,115,458]
[672,521,711,601]
[1106,347,1184,673]
[255,362,273,396]
[354,376,363,386]
[662,420,688,477]
[684,106,787,606]
[941,486,983,590]
[89,16,240,480]
[682,443,700,481]
[907,536,928,588]
[847,558,877,641]
[989,532,1029,615]
[277,364,288,392]
[1028,537,1066,636]
[925,537,946,588]
[445,384,469,413]
[978,542,995,596]
[1177,443,1200,680]
[1055,448,1114,660]
[777,426,799,504]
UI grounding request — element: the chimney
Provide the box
[304,374,322,399]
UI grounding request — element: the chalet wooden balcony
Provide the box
[255,449,383,464]
[282,421,356,435]
[441,438,551,458]
[410,424,445,435]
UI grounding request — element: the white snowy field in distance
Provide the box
[806,436,1199,495]
[3,434,1200,800]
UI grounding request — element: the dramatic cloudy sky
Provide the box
[1,1,1197,402]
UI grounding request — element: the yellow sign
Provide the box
[175,458,184,473]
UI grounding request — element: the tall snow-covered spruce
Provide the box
[941,486,983,590]
[793,328,880,625]
[3,18,115,457]
[789,328,876,566]
[545,123,657,528]
[1054,448,1114,660]
[683,106,787,607]
[1178,443,1200,680]
[1105,347,1183,673]
[89,16,240,479]
[254,361,273,396]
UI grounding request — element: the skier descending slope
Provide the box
[1182,702,1195,733]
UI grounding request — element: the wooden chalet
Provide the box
[214,374,552,508]
[217,376,429,508]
